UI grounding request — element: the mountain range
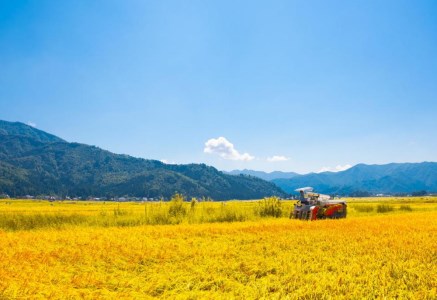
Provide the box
[1,120,435,199]
[0,120,286,200]
[233,163,437,195]
[225,169,299,181]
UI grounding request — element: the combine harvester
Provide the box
[291,187,347,220]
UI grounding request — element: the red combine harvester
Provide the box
[291,187,347,220]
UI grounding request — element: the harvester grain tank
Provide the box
[291,187,347,220]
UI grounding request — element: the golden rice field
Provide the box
[0,197,436,299]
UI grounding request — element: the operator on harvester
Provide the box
[299,190,310,205]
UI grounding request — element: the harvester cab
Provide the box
[291,187,347,220]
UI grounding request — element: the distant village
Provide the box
[0,194,165,202]
[0,190,432,202]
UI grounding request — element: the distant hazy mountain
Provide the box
[0,120,286,200]
[226,169,300,181]
[272,162,437,195]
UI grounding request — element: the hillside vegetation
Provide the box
[0,121,285,200]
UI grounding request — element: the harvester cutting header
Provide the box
[291,187,347,220]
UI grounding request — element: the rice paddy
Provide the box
[0,197,436,299]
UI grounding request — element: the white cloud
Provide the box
[267,155,289,162]
[335,164,352,171]
[160,159,176,164]
[317,166,331,173]
[204,137,254,161]
[317,164,352,173]
[27,121,36,128]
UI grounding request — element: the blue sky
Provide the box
[1,0,436,173]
